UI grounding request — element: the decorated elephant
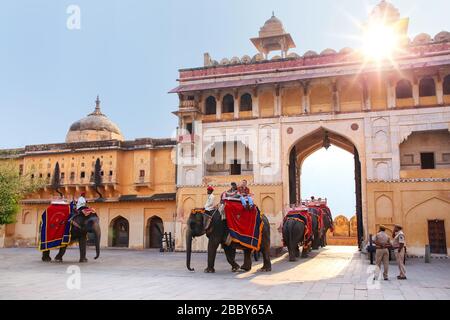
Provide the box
[308,206,333,249]
[282,210,318,261]
[186,202,272,273]
[40,203,101,263]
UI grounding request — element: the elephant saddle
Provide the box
[38,203,74,251]
[221,199,264,251]
[78,207,96,217]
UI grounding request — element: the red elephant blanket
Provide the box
[223,199,264,251]
[38,203,74,251]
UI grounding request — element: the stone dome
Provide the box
[369,0,400,23]
[65,96,124,143]
[259,13,286,37]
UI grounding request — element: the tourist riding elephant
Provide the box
[186,207,272,273]
[42,213,101,263]
[282,214,318,261]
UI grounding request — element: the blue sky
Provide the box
[1,0,448,148]
[1,0,448,216]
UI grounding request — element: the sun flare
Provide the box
[362,22,400,61]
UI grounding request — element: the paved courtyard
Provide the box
[0,246,449,300]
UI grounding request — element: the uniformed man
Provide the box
[392,225,407,280]
[373,225,391,281]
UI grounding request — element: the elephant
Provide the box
[41,213,101,263]
[319,209,334,247]
[282,214,318,262]
[308,207,333,249]
[186,207,272,273]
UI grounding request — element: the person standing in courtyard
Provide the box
[393,225,407,280]
[373,225,391,281]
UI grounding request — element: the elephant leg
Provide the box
[295,245,300,258]
[54,246,67,262]
[259,244,272,272]
[301,244,310,258]
[79,236,88,263]
[312,233,320,250]
[287,241,298,262]
[241,249,252,271]
[223,246,239,272]
[42,250,51,262]
[204,240,220,273]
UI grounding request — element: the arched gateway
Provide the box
[286,128,364,247]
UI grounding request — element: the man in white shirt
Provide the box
[77,192,87,212]
[204,186,216,213]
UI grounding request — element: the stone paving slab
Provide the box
[0,246,449,300]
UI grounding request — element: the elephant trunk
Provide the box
[186,226,194,271]
[91,218,101,259]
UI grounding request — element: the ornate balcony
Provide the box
[180,100,198,109]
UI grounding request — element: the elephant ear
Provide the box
[203,214,212,234]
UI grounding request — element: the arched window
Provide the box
[419,77,436,97]
[205,96,216,115]
[443,75,450,95]
[240,93,252,111]
[222,94,234,113]
[395,79,413,99]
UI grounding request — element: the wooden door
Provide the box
[149,217,164,248]
[428,220,447,254]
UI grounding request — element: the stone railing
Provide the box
[180,100,198,109]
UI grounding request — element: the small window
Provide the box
[185,122,193,134]
[101,171,104,176]
[70,172,75,179]
[419,78,436,97]
[139,170,145,177]
[396,80,413,99]
[80,171,85,178]
[61,172,65,179]
[81,163,85,167]
[47,173,51,178]
[205,96,217,115]
[19,165,23,176]
[222,94,234,113]
[109,170,113,176]
[444,75,450,95]
[230,160,241,175]
[39,173,43,178]
[420,153,435,169]
[31,174,34,179]
[240,93,253,111]
[187,95,195,101]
